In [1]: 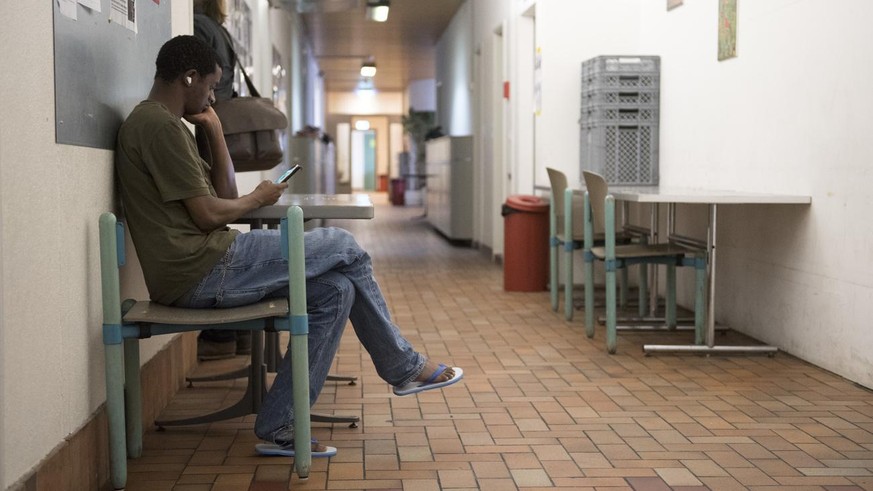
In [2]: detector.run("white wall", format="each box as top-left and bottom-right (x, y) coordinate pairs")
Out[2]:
(0, 2), (189, 487)
(534, 0), (640, 188)
(327, 91), (404, 115)
(635, 0), (873, 385)
(446, 0), (873, 388)
(436, 0), (474, 137)
(406, 79), (437, 112)
(470, 0), (512, 254)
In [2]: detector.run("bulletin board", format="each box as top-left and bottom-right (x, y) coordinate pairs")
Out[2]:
(52, 0), (171, 149)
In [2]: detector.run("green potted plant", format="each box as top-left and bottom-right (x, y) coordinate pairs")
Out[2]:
(401, 108), (436, 168)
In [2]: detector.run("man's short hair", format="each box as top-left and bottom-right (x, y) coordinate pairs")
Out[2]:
(154, 35), (220, 83)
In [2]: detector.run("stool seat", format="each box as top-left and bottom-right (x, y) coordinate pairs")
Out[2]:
(123, 299), (289, 325)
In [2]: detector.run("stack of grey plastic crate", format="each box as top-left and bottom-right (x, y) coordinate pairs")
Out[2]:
(580, 55), (660, 185)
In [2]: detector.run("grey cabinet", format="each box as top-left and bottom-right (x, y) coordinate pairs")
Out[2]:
(426, 136), (474, 241)
(286, 136), (322, 194)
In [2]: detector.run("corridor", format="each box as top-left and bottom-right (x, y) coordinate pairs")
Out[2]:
(127, 195), (873, 491)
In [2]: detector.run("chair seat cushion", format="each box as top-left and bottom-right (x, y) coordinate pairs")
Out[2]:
(591, 242), (691, 260)
(123, 299), (289, 325)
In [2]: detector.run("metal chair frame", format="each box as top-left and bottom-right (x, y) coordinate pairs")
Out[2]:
(99, 207), (312, 489)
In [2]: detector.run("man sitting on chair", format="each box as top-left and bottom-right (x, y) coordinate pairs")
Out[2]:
(115, 35), (463, 457)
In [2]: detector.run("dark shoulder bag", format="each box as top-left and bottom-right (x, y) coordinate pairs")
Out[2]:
(212, 30), (288, 172)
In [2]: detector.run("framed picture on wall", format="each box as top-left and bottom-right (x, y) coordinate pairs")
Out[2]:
(718, 0), (738, 60)
(667, 0), (683, 10)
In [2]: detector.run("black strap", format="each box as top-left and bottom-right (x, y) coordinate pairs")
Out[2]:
(218, 25), (261, 98)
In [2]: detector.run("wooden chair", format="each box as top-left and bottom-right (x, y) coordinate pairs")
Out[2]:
(99, 207), (312, 489)
(582, 171), (707, 353)
(548, 168), (637, 321)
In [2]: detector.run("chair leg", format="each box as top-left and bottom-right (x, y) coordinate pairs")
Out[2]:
(606, 266), (618, 354)
(584, 255), (595, 338)
(550, 238), (559, 311)
(549, 194), (559, 312)
(583, 193), (596, 338)
(99, 213), (128, 489)
(104, 342), (127, 490)
(638, 263), (649, 317)
(564, 242), (574, 321)
(666, 264), (677, 329)
(563, 189), (575, 321)
(620, 268), (629, 309)
(123, 339), (142, 458)
(287, 206), (312, 479)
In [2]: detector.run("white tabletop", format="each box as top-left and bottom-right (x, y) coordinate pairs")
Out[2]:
(608, 186), (812, 205)
(241, 193), (374, 221)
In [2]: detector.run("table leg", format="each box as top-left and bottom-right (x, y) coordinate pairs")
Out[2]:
(649, 203), (659, 317)
(706, 203), (717, 346)
(644, 203), (778, 355)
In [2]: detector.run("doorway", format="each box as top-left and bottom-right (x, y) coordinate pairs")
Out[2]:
(351, 129), (376, 191)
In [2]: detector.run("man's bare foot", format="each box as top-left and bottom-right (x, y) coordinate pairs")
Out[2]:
(393, 361), (464, 396)
(415, 359), (455, 383)
(313, 440), (332, 453)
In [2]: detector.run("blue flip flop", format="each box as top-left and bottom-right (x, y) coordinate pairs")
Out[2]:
(393, 364), (464, 396)
(255, 438), (337, 458)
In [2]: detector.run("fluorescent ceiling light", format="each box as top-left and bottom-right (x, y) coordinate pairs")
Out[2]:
(366, 0), (389, 22)
(360, 62), (377, 78)
(355, 120), (371, 131)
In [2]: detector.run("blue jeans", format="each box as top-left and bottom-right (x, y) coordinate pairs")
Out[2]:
(177, 227), (426, 444)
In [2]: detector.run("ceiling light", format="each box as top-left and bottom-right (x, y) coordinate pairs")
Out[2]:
(366, 0), (389, 22)
(355, 120), (371, 131)
(360, 61), (377, 78)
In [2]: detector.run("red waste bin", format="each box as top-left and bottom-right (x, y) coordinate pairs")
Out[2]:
(502, 195), (550, 291)
(390, 178), (405, 206)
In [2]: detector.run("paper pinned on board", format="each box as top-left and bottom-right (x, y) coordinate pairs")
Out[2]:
(109, 0), (137, 33)
(78, 0), (101, 11)
(58, 0), (78, 20)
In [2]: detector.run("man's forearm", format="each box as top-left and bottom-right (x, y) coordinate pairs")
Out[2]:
(185, 192), (263, 232)
(200, 118), (239, 199)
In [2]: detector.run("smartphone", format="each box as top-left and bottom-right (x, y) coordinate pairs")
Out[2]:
(275, 164), (302, 184)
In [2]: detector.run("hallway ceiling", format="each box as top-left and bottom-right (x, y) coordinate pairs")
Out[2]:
(288, 0), (464, 93)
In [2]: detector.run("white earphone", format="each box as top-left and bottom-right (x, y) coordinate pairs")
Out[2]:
(184, 76), (193, 86)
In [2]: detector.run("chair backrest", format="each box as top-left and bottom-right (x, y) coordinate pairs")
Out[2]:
(547, 167), (586, 236)
(582, 171), (608, 234)
(546, 167), (568, 219)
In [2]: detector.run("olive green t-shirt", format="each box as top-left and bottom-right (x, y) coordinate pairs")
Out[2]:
(116, 101), (238, 305)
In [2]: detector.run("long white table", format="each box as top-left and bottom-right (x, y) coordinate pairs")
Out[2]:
(609, 186), (811, 355)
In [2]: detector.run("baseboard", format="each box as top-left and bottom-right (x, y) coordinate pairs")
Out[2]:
(5, 332), (197, 491)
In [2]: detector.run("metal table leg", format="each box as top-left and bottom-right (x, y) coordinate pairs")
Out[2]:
(644, 204), (778, 355)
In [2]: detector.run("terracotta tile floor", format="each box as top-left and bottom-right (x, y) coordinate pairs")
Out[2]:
(126, 194), (873, 490)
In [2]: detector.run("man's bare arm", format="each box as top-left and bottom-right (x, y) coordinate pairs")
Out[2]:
(184, 180), (287, 232)
(184, 107), (238, 199)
